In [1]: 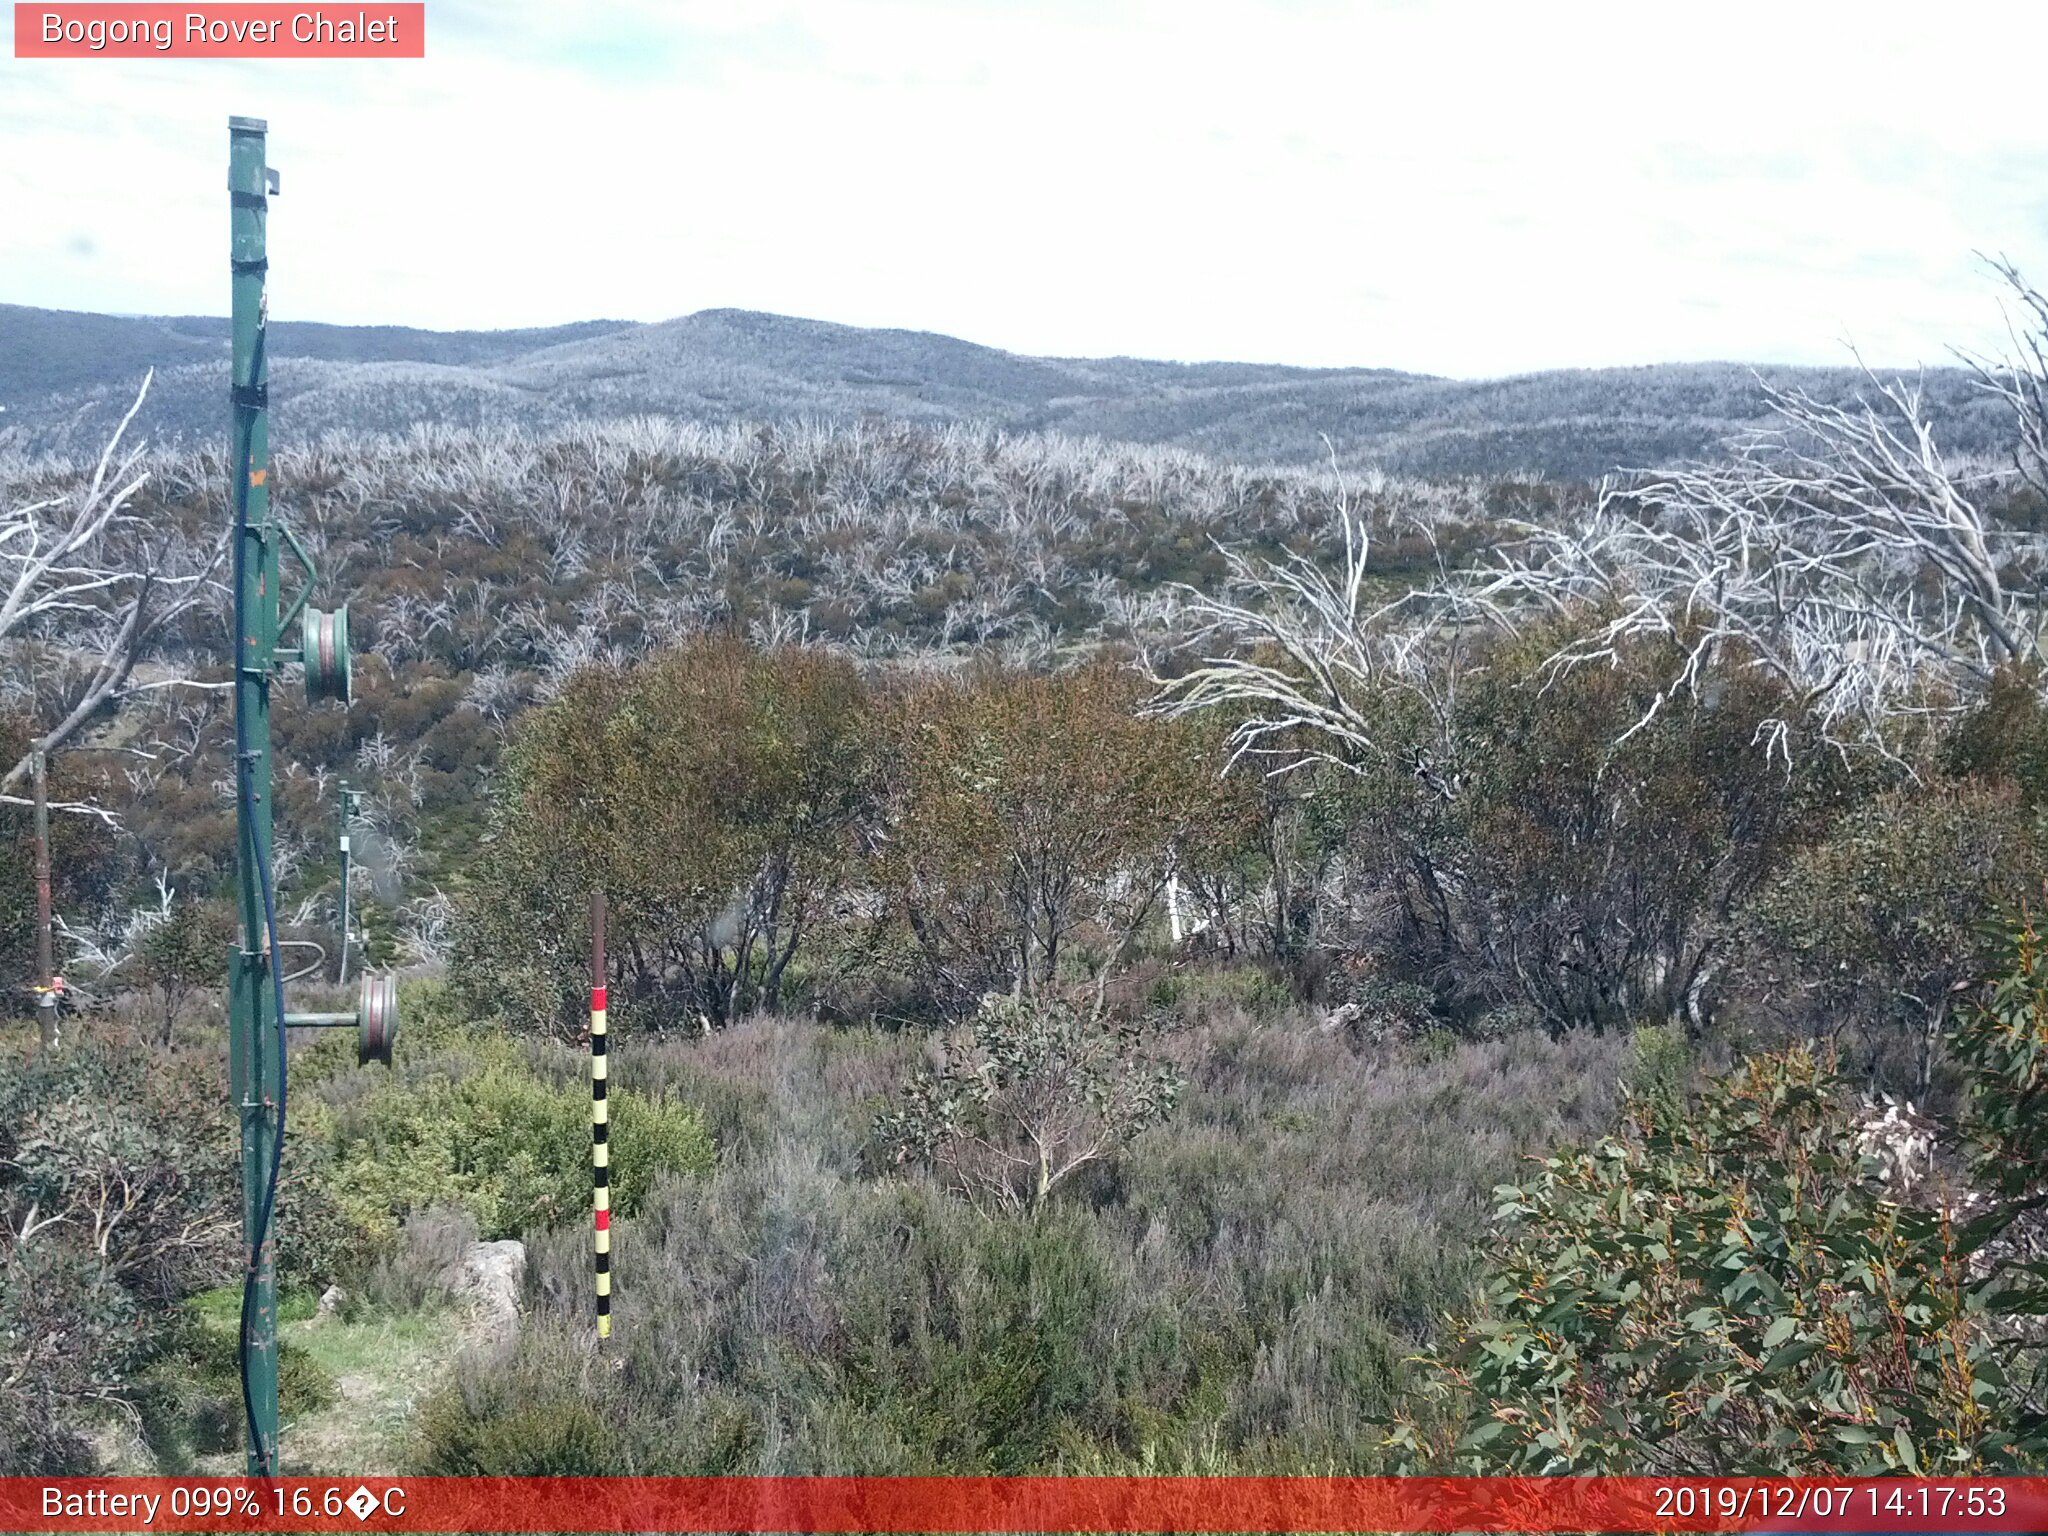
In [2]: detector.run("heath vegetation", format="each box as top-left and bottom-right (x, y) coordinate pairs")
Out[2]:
(10, 268), (2048, 1473)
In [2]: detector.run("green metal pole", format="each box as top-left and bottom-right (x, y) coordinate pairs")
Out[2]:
(228, 113), (281, 1477)
(336, 781), (352, 985)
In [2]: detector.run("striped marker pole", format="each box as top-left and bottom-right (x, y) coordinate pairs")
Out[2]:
(590, 889), (611, 1342)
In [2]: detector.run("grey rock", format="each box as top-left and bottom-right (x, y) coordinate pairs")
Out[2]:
(454, 1238), (526, 1348)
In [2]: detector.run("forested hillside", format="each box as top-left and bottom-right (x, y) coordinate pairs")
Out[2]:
(0, 413), (1517, 969)
(1, 300), (2013, 479)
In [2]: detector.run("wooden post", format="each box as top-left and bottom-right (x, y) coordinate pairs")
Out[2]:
(31, 749), (58, 1051)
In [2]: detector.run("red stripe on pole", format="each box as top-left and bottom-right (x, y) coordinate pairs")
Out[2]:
(592, 985), (608, 1010)
(596, 1209), (610, 1231)
(6, 1478), (2048, 1532)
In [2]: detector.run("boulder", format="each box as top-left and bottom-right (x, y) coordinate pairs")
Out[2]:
(454, 1238), (526, 1348)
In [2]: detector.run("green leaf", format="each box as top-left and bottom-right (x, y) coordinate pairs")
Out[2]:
(1894, 1423), (1920, 1475)
(1761, 1315), (1797, 1349)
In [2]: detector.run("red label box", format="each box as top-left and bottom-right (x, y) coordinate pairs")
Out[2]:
(7, 1477), (2048, 1533)
(14, 4), (426, 57)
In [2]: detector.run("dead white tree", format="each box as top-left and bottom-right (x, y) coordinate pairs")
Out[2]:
(1147, 450), (1475, 777)
(1466, 267), (2048, 757)
(0, 374), (225, 806)
(1466, 374), (2041, 755)
(1160, 269), (2048, 772)
(1970, 255), (2048, 504)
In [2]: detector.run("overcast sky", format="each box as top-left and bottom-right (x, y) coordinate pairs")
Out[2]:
(4, 1), (2047, 378)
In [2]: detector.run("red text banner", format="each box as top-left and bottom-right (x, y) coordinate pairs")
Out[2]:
(6, 1477), (2048, 1533)
(14, 5), (425, 58)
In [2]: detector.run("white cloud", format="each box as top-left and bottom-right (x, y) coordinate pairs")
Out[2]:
(3, 0), (2046, 376)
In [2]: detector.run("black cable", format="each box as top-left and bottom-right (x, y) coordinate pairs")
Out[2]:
(232, 319), (289, 1477)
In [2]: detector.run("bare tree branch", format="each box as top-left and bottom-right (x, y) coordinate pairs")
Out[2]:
(1146, 449), (1487, 776)
(1464, 343), (2048, 754)
(0, 373), (227, 796)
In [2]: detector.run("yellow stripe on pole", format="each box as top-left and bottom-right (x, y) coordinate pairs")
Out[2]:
(592, 898), (611, 1345)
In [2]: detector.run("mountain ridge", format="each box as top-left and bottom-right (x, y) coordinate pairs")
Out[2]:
(0, 301), (2011, 480)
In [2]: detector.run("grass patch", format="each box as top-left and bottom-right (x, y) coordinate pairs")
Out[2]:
(280, 1309), (462, 1476)
(134, 1287), (339, 1472)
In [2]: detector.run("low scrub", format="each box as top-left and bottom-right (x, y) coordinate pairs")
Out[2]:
(303, 1023), (713, 1245)
(875, 994), (1183, 1215)
(0, 1027), (238, 1472)
(412, 1010), (1625, 1474)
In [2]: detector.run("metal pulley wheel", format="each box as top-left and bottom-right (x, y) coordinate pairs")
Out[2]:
(302, 605), (352, 704)
(357, 970), (397, 1065)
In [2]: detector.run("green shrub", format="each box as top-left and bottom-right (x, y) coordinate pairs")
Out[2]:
(879, 663), (1241, 1013)
(1943, 663), (2048, 804)
(1466, 1000), (1545, 1043)
(0, 1241), (146, 1473)
(1397, 923), (2048, 1476)
(1, 1031), (236, 1299)
(876, 994), (1182, 1214)
(415, 1011), (1626, 1476)
(0, 1029), (238, 1471)
(1623, 1022), (1692, 1111)
(453, 636), (876, 1036)
(1340, 626), (1855, 1032)
(1323, 969), (1439, 1048)
(1145, 964), (1295, 1023)
(274, 1164), (359, 1293)
(315, 1032), (712, 1243)
(134, 896), (234, 1044)
(849, 1209), (1121, 1472)
(1744, 780), (2043, 1096)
